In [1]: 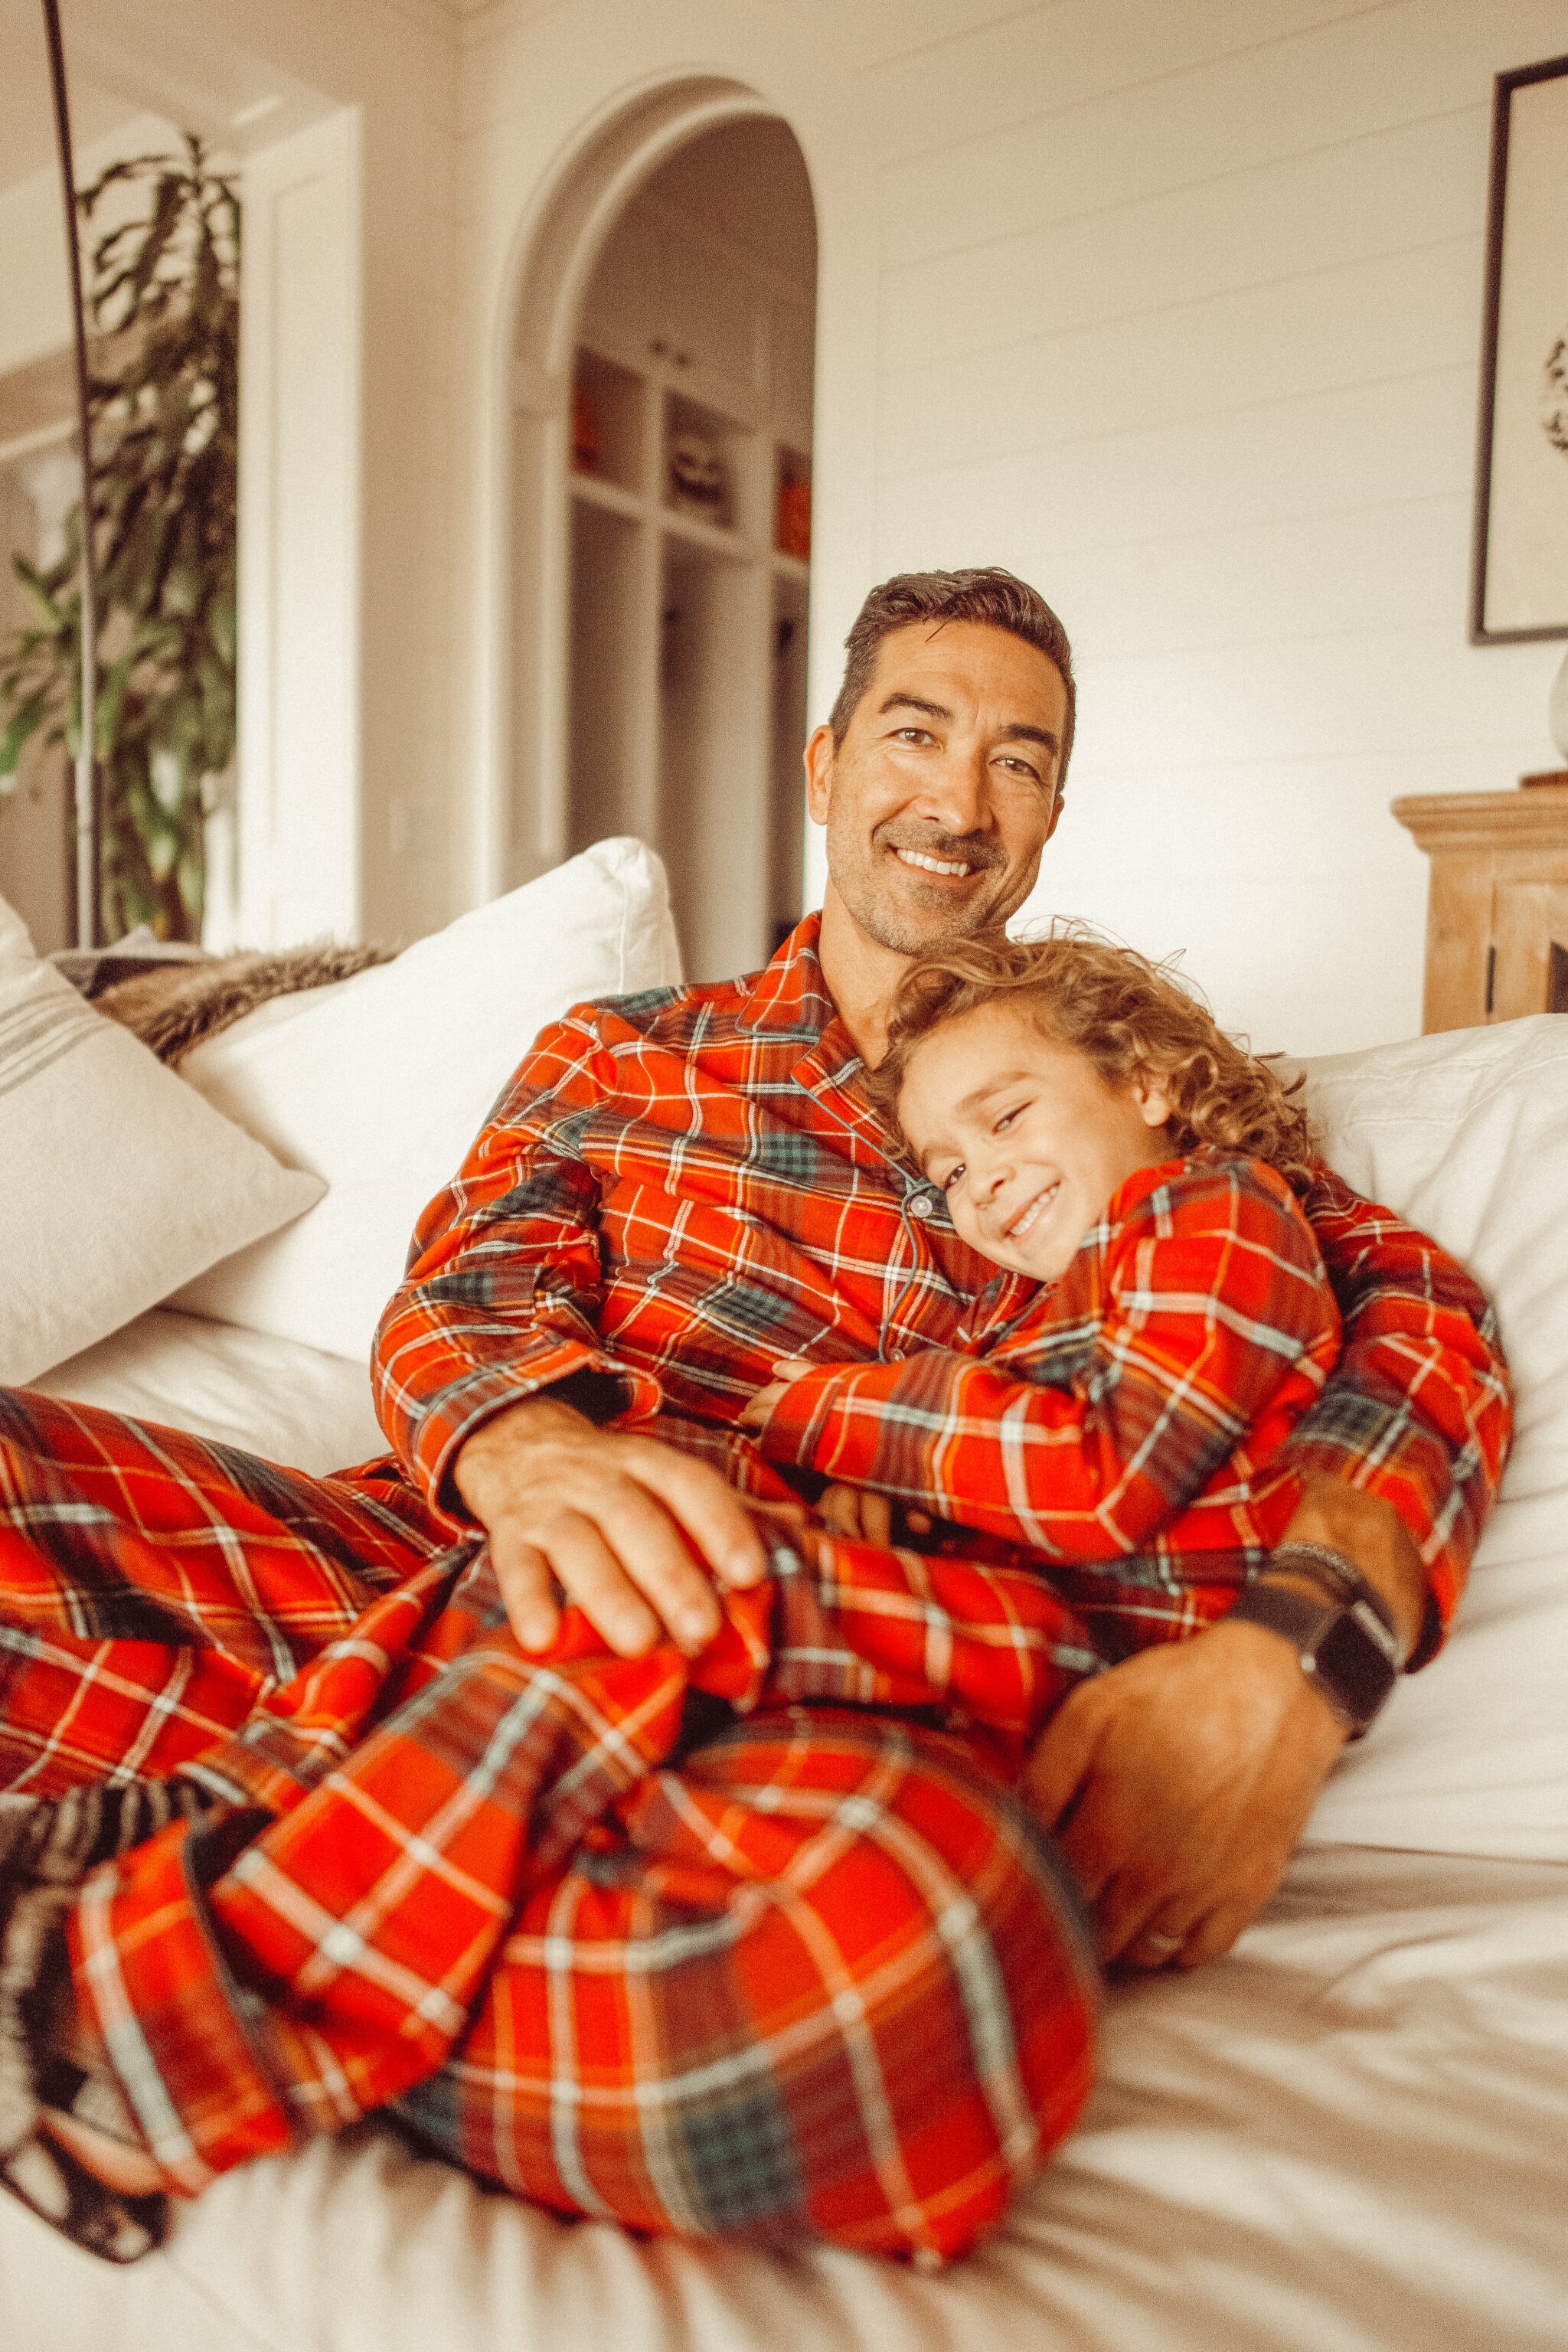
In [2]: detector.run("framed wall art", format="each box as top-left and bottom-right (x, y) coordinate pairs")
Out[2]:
(1471, 51), (1568, 644)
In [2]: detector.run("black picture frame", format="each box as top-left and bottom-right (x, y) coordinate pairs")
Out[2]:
(1470, 51), (1568, 645)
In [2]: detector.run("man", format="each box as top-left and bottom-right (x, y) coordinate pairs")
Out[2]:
(0, 571), (1508, 2268)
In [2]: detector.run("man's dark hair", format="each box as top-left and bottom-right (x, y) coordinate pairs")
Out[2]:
(828, 567), (1077, 784)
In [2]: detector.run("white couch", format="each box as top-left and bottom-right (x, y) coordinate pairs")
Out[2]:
(5, 841), (1566, 2352)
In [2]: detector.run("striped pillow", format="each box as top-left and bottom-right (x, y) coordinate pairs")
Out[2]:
(2, 898), (323, 1388)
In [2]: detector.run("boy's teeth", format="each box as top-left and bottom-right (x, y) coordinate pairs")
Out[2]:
(1009, 1182), (1058, 1239)
(896, 848), (971, 876)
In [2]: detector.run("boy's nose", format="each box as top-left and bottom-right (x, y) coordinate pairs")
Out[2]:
(972, 1155), (1011, 1204)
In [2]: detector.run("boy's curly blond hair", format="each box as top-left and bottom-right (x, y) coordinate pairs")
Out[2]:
(867, 926), (1320, 1197)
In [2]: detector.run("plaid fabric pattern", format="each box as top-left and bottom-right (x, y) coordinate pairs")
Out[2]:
(0, 1393), (1096, 2262)
(376, 917), (1511, 1658)
(0, 918), (1511, 2259)
(753, 1152), (1341, 1620)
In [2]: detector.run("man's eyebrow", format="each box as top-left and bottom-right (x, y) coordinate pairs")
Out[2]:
(874, 694), (1060, 753)
(876, 693), (950, 723)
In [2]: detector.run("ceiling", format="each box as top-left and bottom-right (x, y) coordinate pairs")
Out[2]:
(0, 0), (339, 194)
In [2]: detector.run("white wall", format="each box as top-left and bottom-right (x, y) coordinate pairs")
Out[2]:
(10, 1), (1566, 1052)
(845, 0), (1568, 1054)
(449, 0), (1568, 1053)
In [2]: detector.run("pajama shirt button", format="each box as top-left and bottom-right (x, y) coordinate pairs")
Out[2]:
(910, 1194), (933, 1218)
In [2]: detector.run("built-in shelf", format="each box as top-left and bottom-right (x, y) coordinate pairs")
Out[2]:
(567, 328), (812, 982)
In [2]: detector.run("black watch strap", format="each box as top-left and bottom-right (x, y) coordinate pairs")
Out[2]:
(1227, 1582), (1401, 1736)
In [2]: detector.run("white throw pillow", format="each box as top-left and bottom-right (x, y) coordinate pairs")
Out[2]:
(0, 894), (324, 1388)
(1282, 1016), (1568, 1862)
(171, 837), (683, 1364)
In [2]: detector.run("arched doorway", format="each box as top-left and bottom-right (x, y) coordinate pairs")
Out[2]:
(506, 83), (815, 982)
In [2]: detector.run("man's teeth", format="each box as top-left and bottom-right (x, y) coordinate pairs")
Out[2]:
(895, 848), (971, 876)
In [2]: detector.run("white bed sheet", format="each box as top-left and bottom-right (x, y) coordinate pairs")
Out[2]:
(11, 1022), (1568, 2352)
(6, 1844), (1566, 2352)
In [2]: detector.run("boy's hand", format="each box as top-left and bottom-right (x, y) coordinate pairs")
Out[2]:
(740, 1356), (816, 1426)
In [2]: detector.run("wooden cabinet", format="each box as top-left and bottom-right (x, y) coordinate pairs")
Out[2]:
(1392, 786), (1568, 1031)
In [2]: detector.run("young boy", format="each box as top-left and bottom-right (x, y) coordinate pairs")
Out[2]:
(742, 927), (1348, 1655)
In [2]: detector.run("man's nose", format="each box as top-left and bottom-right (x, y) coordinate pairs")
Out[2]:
(914, 740), (991, 838)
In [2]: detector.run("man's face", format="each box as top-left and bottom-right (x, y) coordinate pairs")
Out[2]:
(805, 620), (1068, 962)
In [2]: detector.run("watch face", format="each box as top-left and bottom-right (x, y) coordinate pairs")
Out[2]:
(1308, 1612), (1399, 1726)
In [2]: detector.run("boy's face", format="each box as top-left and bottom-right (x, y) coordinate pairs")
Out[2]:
(897, 999), (1174, 1279)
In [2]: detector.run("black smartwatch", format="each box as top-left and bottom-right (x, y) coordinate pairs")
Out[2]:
(1227, 1581), (1403, 1736)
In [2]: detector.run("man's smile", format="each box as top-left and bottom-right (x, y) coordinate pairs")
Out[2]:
(893, 846), (974, 877)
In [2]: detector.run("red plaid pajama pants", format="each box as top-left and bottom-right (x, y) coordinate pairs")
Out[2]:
(0, 1390), (1099, 2263)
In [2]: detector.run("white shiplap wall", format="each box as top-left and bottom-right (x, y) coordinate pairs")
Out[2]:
(853, 0), (1568, 1054)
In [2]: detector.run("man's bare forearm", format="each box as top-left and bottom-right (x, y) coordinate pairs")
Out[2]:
(1270, 1474), (1426, 1659)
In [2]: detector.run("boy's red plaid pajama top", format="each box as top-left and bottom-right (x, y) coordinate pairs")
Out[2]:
(0, 920), (1511, 2261)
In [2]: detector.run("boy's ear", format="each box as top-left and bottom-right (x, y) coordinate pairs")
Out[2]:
(1132, 1070), (1174, 1129)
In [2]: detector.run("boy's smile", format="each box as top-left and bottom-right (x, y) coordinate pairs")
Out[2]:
(897, 998), (1174, 1279)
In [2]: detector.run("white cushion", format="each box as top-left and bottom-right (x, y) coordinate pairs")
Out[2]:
(1282, 1016), (1568, 1861)
(170, 838), (683, 1364)
(31, 1309), (386, 1477)
(0, 895), (324, 1388)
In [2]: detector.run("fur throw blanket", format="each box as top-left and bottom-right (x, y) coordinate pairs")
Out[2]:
(94, 943), (395, 1064)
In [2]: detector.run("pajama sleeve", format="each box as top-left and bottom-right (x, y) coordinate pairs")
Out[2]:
(752, 1156), (1341, 1562)
(1276, 1169), (1513, 1664)
(372, 1010), (664, 1510)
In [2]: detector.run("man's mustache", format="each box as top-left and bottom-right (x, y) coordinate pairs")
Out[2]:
(874, 824), (1006, 872)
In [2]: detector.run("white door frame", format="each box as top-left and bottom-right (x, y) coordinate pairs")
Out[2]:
(498, 77), (778, 892)
(236, 106), (363, 946)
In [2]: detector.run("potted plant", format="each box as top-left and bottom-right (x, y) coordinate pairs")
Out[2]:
(0, 134), (239, 942)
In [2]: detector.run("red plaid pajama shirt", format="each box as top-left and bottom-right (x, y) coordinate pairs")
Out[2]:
(0, 918), (1511, 2262)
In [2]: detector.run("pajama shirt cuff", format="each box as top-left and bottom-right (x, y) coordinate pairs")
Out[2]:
(408, 1340), (665, 1514)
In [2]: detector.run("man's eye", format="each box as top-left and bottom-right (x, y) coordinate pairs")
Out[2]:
(894, 727), (934, 745)
(995, 756), (1043, 783)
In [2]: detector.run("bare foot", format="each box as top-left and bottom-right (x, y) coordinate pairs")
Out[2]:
(39, 2108), (172, 2197)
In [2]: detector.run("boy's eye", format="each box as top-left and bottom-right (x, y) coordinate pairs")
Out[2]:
(994, 1104), (1024, 1132)
(940, 1162), (965, 1192)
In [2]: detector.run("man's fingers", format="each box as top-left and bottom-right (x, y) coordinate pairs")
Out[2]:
(541, 1512), (672, 1656)
(488, 1536), (561, 1653)
(564, 1478), (728, 1654)
(1021, 1687), (1103, 1838)
(621, 1440), (769, 1590)
(1091, 1866), (1191, 1968)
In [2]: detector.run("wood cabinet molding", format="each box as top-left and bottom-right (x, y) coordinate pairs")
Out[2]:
(1393, 787), (1568, 1032)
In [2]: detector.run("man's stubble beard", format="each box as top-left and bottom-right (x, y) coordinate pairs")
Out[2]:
(829, 823), (1037, 959)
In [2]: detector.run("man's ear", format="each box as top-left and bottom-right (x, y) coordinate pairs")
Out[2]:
(1041, 783), (1067, 846)
(804, 724), (836, 825)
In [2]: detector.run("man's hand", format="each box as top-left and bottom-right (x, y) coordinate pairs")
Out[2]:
(1023, 1478), (1426, 1972)
(452, 1394), (771, 1657)
(1022, 1619), (1348, 1972)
